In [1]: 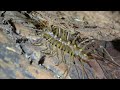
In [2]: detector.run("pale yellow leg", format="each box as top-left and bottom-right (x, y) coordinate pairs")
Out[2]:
(32, 42), (43, 46)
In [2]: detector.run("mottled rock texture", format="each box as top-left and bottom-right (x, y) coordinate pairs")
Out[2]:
(0, 11), (120, 79)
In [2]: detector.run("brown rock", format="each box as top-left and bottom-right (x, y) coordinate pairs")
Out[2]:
(43, 56), (70, 78)
(0, 29), (9, 43)
(14, 23), (34, 38)
(26, 65), (56, 79)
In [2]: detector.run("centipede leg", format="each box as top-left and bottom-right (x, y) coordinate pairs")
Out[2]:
(100, 45), (120, 67)
(82, 61), (96, 79)
(79, 39), (95, 51)
(72, 34), (80, 45)
(85, 42), (99, 55)
(40, 35), (57, 55)
(63, 57), (72, 79)
(32, 42), (43, 46)
(78, 38), (93, 47)
(41, 48), (51, 55)
(63, 57), (80, 79)
(32, 39), (52, 55)
(54, 48), (61, 66)
(45, 45), (57, 56)
(64, 65), (71, 79)
(63, 55), (73, 79)
(40, 42), (54, 55)
(73, 60), (81, 79)
(48, 43), (60, 58)
(79, 60), (86, 79)
(63, 50), (80, 79)
(55, 50), (65, 66)
(48, 50), (57, 57)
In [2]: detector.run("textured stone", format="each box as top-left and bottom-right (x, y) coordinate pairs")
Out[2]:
(0, 29), (9, 43)
(0, 11), (120, 79)
(26, 65), (56, 79)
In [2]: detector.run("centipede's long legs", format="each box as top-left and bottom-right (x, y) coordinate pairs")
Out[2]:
(77, 59), (86, 79)
(63, 54), (72, 79)
(56, 53), (70, 78)
(77, 39), (95, 51)
(31, 29), (49, 46)
(71, 34), (80, 45)
(92, 45), (120, 67)
(45, 42), (60, 57)
(55, 45), (72, 78)
(70, 51), (81, 79)
(55, 43), (68, 66)
(63, 53), (83, 79)
(99, 45), (120, 67)
(55, 50), (64, 66)
(61, 47), (78, 78)
(39, 35), (56, 55)
(74, 61), (81, 79)
(52, 41), (65, 59)
(54, 47), (61, 65)
(31, 39), (44, 46)
(63, 64), (71, 79)
(81, 60), (95, 79)
(65, 34), (86, 78)
(42, 44), (54, 55)
(31, 38), (52, 55)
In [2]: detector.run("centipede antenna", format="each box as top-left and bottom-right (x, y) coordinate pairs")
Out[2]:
(100, 45), (120, 67)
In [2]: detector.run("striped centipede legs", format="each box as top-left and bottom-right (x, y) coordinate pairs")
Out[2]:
(99, 45), (120, 67)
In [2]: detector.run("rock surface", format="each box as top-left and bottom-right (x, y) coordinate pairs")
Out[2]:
(0, 11), (120, 79)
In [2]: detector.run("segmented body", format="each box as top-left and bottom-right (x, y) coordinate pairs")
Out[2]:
(43, 32), (93, 61)
(26, 11), (99, 62)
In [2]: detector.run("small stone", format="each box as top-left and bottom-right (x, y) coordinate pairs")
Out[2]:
(74, 19), (81, 22)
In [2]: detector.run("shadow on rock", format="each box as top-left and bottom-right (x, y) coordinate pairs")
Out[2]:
(111, 39), (120, 52)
